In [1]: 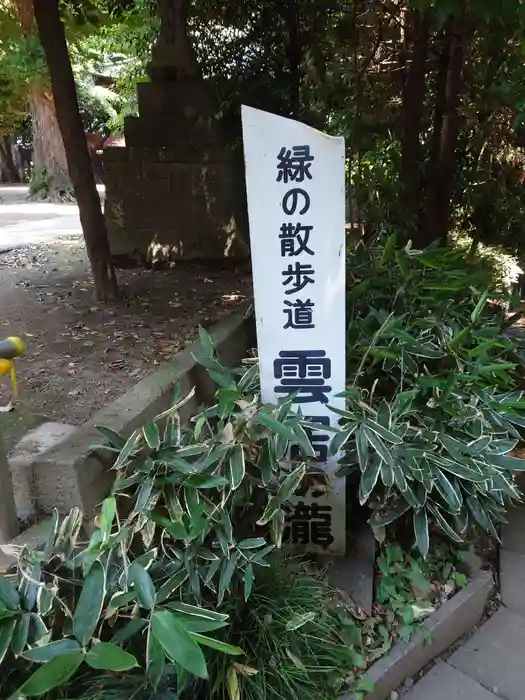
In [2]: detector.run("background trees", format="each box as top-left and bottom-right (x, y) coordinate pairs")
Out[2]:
(1, 0), (525, 268)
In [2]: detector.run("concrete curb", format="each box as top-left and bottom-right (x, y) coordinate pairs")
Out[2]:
(341, 569), (494, 700)
(0, 518), (55, 572)
(25, 307), (255, 522)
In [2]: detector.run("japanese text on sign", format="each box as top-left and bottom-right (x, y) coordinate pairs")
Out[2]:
(242, 106), (346, 554)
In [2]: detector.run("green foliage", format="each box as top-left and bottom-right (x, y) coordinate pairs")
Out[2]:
(204, 557), (362, 700)
(375, 541), (467, 643)
(28, 168), (51, 197)
(337, 234), (525, 554)
(0, 330), (332, 699)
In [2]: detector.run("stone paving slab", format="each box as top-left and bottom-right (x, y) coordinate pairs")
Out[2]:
(502, 505), (525, 554)
(500, 549), (525, 616)
(449, 607), (525, 700)
(403, 661), (500, 700)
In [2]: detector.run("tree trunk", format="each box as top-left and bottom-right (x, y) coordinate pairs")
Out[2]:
(423, 7), (469, 245)
(14, 0), (70, 197)
(33, 0), (118, 301)
(423, 21), (453, 209)
(30, 87), (69, 193)
(282, 0), (302, 118)
(399, 9), (431, 240)
(0, 137), (20, 183)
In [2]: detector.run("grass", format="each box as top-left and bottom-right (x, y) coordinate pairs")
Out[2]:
(42, 545), (468, 700)
(204, 555), (368, 700)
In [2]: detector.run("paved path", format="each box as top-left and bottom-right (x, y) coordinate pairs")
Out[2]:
(0, 184), (104, 252)
(403, 504), (525, 700)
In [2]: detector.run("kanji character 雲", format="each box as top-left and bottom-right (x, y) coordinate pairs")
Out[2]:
(276, 145), (314, 184)
(282, 188), (310, 216)
(283, 299), (315, 330)
(282, 262), (315, 295)
(279, 223), (314, 257)
(273, 350), (332, 404)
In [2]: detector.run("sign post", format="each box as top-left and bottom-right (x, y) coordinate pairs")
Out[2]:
(242, 105), (346, 554)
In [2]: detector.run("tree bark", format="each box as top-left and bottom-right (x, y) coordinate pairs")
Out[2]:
(33, 0), (118, 301)
(14, 0), (70, 197)
(282, 0), (302, 118)
(423, 7), (469, 245)
(30, 88), (69, 192)
(399, 9), (431, 240)
(424, 21), (453, 207)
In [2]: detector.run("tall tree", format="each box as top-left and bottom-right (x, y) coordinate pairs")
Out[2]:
(423, 2), (470, 245)
(33, 0), (118, 300)
(14, 0), (70, 196)
(399, 7), (431, 238)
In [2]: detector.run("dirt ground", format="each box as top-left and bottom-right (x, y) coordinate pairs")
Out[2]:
(0, 235), (252, 425)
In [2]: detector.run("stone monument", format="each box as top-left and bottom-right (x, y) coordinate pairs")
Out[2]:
(103, 0), (248, 266)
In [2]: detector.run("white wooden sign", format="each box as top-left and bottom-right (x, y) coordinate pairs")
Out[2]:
(241, 105), (346, 554)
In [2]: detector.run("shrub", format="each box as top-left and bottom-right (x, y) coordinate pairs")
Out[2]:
(336, 235), (525, 554)
(204, 556), (361, 700)
(0, 331), (349, 700)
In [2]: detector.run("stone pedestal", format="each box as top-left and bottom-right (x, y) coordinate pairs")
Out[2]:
(103, 79), (248, 264)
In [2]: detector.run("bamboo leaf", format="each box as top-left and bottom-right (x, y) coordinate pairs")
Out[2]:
(363, 426), (393, 465)
(129, 562), (156, 611)
(22, 639), (82, 664)
(364, 419), (403, 444)
(413, 509), (429, 558)
(100, 497), (116, 540)
(114, 429), (142, 469)
(254, 412), (298, 443)
(277, 464), (307, 504)
(73, 561), (106, 647)
(143, 422), (161, 450)
(151, 610), (208, 679)
(490, 453), (525, 471)
(11, 614), (30, 656)
(369, 500), (410, 528)
(356, 425), (369, 472)
(238, 538), (267, 550)
(0, 576), (19, 611)
(285, 612), (316, 631)
(86, 642), (138, 671)
(0, 618), (16, 664)
(147, 625), (165, 690)
(244, 564), (254, 602)
(218, 553), (239, 605)
(198, 326), (215, 357)
(189, 632), (244, 656)
(329, 424), (357, 456)
(228, 665), (240, 700)
(471, 289), (489, 322)
(433, 469), (462, 513)
(359, 458), (381, 505)
(12, 651), (84, 697)
(228, 445), (245, 490)
(94, 425), (126, 450)
(381, 461), (394, 488)
(184, 474), (229, 489)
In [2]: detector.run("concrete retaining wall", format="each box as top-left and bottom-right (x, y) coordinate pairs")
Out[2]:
(19, 309), (254, 523)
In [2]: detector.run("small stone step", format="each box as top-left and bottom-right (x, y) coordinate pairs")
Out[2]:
(502, 504), (525, 554)
(500, 549), (525, 616)
(322, 524), (375, 614)
(0, 517), (55, 572)
(449, 607), (525, 700)
(8, 422), (77, 522)
(403, 662), (500, 700)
